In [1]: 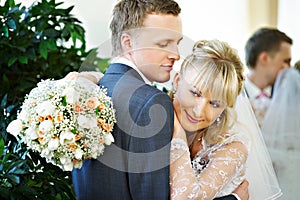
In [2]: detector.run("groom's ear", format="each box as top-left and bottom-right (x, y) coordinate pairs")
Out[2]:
(257, 51), (269, 66)
(120, 33), (132, 52)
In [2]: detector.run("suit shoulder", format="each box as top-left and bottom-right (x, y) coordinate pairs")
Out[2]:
(138, 84), (172, 103)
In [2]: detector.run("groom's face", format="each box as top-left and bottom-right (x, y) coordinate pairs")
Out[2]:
(126, 14), (183, 83)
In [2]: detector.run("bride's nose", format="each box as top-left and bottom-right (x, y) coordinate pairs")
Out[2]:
(192, 98), (208, 118)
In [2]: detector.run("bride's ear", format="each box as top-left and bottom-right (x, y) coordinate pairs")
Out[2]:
(173, 72), (180, 91)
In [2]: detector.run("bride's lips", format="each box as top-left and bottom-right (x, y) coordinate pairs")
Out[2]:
(185, 110), (201, 124)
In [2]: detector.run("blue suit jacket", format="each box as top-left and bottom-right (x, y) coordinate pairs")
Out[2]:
(72, 63), (174, 200)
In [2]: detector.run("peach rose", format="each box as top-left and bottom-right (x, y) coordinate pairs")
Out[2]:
(74, 104), (83, 113)
(103, 124), (113, 132)
(86, 97), (100, 110)
(55, 113), (64, 123)
(97, 103), (105, 110)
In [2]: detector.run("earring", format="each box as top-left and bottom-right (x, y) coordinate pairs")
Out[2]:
(216, 116), (221, 126)
(168, 88), (176, 100)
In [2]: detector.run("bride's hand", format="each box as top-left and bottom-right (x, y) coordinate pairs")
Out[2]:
(173, 112), (187, 142)
(232, 179), (249, 200)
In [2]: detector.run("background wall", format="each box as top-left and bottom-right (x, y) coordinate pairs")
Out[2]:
(278, 0), (300, 65)
(171, 0), (246, 71)
(13, 0), (300, 67)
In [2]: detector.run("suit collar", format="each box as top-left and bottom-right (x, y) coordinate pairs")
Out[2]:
(111, 57), (152, 85)
(106, 63), (144, 83)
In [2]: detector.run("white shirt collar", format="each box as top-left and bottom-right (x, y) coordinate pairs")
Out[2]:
(111, 57), (152, 85)
(245, 76), (271, 100)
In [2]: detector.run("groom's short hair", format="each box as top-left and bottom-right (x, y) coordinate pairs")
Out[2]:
(110, 0), (181, 57)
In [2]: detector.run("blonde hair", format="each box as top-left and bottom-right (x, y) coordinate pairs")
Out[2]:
(110, 0), (181, 57)
(180, 39), (245, 145)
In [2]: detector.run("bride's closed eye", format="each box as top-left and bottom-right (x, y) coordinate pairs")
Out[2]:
(209, 100), (224, 108)
(190, 89), (202, 97)
(190, 88), (225, 108)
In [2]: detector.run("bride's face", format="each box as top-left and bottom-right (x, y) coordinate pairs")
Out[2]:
(173, 70), (226, 132)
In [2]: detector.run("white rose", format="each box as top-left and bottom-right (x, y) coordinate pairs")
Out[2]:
(104, 133), (115, 145)
(48, 138), (59, 150)
(60, 156), (67, 164)
(39, 120), (53, 133)
(91, 145), (104, 158)
(60, 131), (75, 145)
(25, 127), (38, 140)
(62, 87), (79, 104)
(18, 109), (29, 122)
(6, 119), (23, 137)
(63, 161), (74, 171)
(44, 152), (54, 162)
(78, 115), (97, 129)
(36, 101), (56, 116)
(91, 150), (98, 159)
(73, 161), (83, 169)
(41, 148), (50, 157)
(74, 148), (83, 160)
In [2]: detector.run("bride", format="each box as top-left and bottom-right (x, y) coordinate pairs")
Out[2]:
(67, 39), (281, 200)
(169, 39), (281, 199)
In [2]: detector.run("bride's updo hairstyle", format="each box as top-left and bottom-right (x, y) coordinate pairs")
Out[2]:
(180, 39), (245, 145)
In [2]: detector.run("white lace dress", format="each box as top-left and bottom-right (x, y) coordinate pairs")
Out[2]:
(170, 125), (250, 200)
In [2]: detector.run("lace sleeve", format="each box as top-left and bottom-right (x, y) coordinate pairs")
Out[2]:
(170, 138), (248, 200)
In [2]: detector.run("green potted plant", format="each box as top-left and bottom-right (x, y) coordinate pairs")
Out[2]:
(0, 0), (109, 199)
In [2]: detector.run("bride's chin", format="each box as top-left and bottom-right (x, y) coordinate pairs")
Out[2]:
(182, 125), (198, 133)
(184, 129), (195, 135)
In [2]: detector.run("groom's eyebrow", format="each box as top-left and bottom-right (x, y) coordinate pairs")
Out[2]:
(158, 36), (183, 44)
(177, 37), (183, 44)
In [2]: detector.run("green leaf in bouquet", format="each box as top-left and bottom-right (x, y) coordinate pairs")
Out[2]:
(61, 96), (67, 106)
(71, 129), (77, 134)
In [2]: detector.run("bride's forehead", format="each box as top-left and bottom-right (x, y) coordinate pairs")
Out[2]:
(181, 74), (226, 98)
(181, 71), (213, 86)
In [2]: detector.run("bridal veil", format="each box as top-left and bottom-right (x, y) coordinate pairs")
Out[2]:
(235, 91), (282, 200)
(261, 68), (300, 199)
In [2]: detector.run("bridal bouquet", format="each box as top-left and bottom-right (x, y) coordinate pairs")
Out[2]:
(6, 78), (116, 171)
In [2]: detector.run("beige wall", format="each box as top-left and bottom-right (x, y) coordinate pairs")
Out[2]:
(12, 0), (299, 65)
(247, 0), (278, 34)
(278, 0), (300, 65)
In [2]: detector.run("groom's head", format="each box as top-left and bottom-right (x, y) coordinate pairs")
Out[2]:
(110, 0), (183, 83)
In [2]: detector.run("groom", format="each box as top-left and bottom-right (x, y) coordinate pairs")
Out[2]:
(72, 0), (248, 199)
